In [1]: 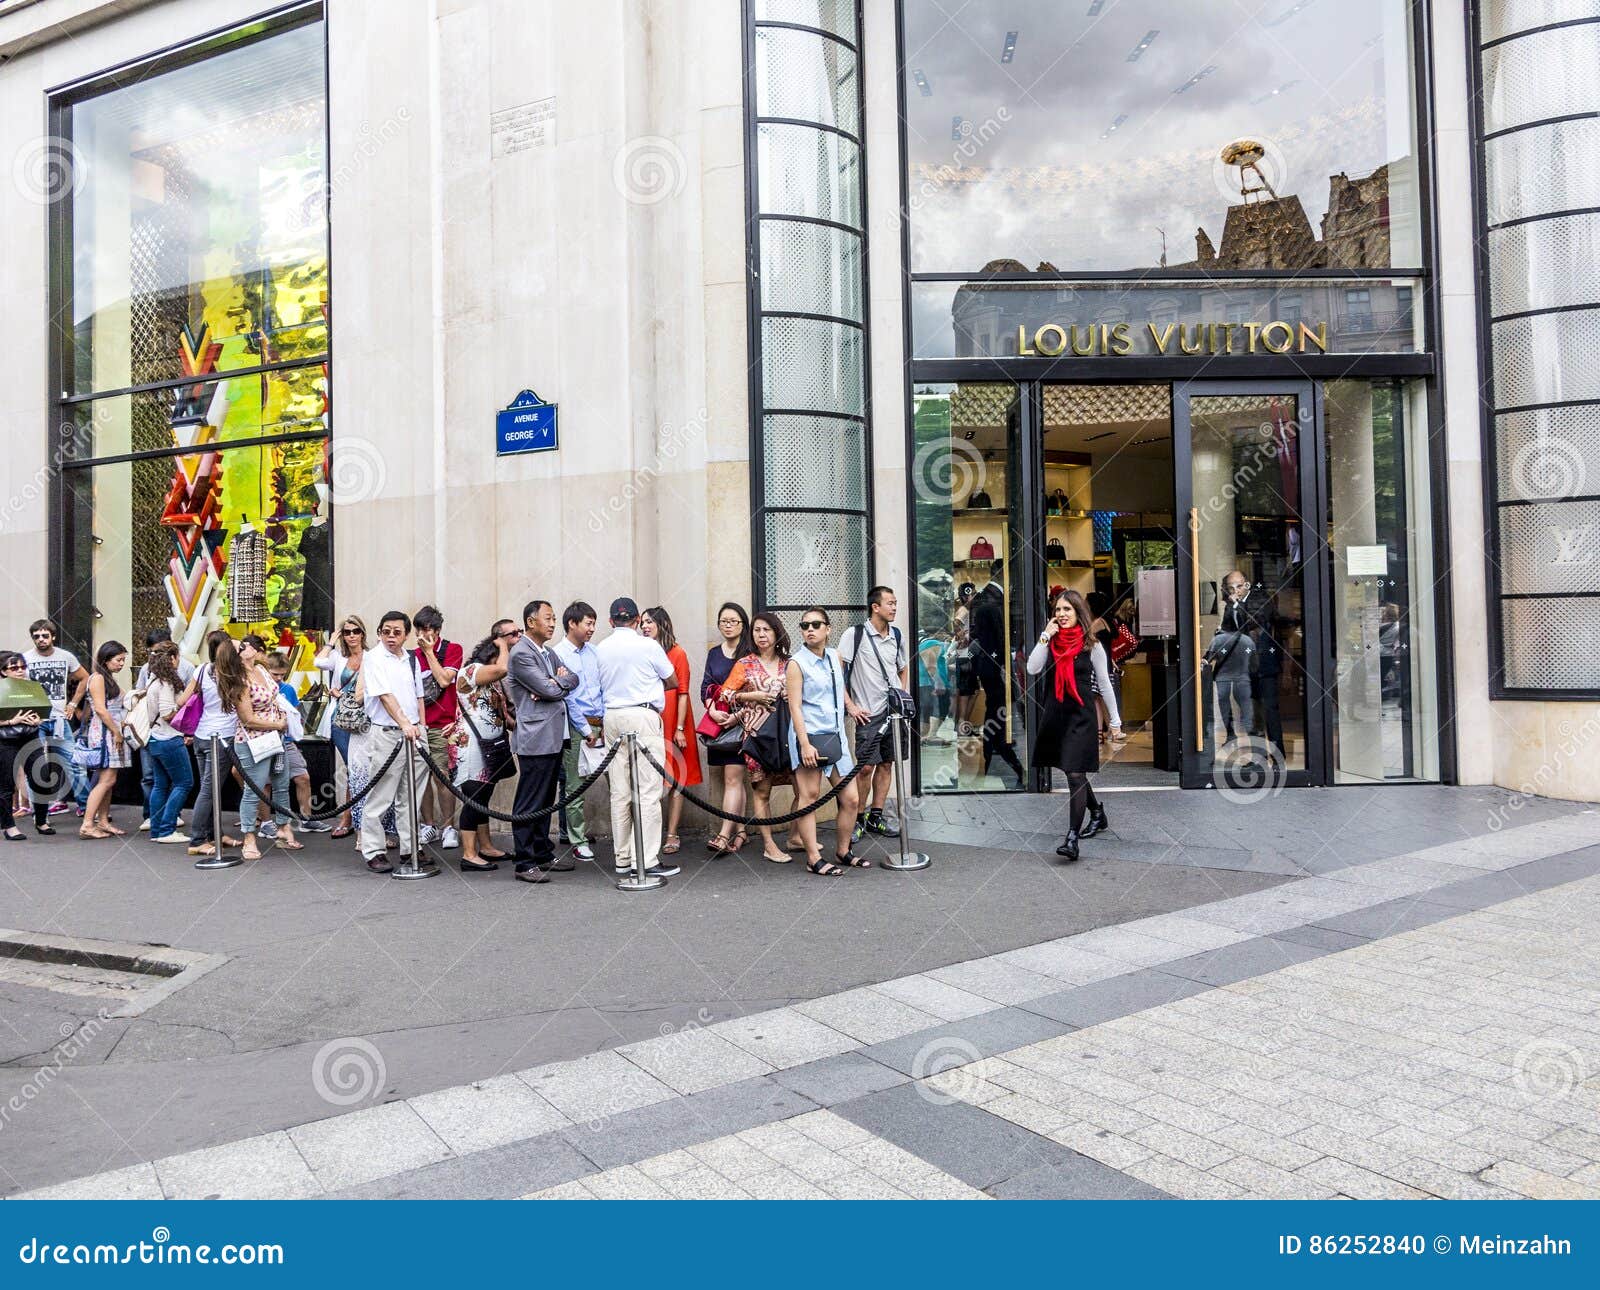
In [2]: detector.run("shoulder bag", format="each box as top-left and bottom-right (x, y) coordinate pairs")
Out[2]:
(121, 688), (156, 751)
(459, 698), (513, 780)
(333, 666), (371, 734)
(803, 654), (844, 766)
(171, 668), (205, 737)
(739, 661), (791, 772)
(1109, 620), (1140, 664)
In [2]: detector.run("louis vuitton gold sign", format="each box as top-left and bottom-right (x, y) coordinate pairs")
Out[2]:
(1017, 321), (1329, 357)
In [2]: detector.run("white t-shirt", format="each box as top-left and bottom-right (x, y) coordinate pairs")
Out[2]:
(594, 628), (674, 712)
(195, 664), (239, 740)
(24, 647), (82, 717)
(363, 646), (424, 727)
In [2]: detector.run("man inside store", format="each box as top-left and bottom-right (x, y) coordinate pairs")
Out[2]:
(412, 605), (462, 849)
(840, 585), (910, 840)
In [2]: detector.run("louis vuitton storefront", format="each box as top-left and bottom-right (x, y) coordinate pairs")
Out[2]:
(899, 0), (1445, 794)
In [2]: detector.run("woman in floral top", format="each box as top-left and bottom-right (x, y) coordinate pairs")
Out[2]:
(450, 619), (519, 872)
(722, 611), (792, 865)
(221, 633), (300, 861)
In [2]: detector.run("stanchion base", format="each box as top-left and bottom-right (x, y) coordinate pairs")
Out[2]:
(194, 854), (243, 870)
(391, 864), (442, 881)
(616, 873), (668, 892)
(880, 852), (932, 872)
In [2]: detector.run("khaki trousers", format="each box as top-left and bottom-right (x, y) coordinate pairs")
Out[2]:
(602, 706), (664, 867)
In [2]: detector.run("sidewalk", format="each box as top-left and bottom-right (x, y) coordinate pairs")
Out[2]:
(1, 785), (1594, 1198)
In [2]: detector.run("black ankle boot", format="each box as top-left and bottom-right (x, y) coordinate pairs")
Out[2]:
(1055, 830), (1080, 861)
(1080, 803), (1108, 838)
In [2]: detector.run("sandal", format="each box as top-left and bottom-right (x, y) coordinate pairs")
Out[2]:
(762, 848), (792, 864)
(806, 857), (846, 877)
(707, 833), (729, 853)
(101, 824), (126, 836)
(222, 835), (242, 848)
(663, 834), (681, 855)
(330, 823), (353, 839)
(78, 827), (110, 840)
(728, 829), (749, 855)
(241, 845), (262, 861)
(187, 843), (216, 857)
(835, 850), (874, 868)
(276, 838), (305, 851)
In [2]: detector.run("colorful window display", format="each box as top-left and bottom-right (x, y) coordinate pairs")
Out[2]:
(54, 14), (330, 679)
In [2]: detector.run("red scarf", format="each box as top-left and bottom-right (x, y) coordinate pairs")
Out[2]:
(1049, 625), (1085, 705)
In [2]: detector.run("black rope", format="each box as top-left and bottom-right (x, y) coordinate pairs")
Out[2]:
(636, 743), (863, 827)
(411, 738), (624, 823)
(226, 734), (404, 826)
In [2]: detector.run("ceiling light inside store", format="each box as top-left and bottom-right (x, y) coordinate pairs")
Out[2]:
(913, 68), (932, 95)
(1174, 64), (1217, 94)
(1001, 31), (1018, 62)
(1126, 30), (1159, 61)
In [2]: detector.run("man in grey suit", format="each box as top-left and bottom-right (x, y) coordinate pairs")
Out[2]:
(505, 599), (579, 882)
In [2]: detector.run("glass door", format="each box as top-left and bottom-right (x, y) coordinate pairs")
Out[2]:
(1175, 382), (1327, 790)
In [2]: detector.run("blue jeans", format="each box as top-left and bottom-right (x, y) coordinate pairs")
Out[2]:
(36, 718), (88, 807)
(235, 740), (291, 835)
(145, 737), (193, 838)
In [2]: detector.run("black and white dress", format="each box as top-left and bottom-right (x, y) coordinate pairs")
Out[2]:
(1026, 638), (1120, 774)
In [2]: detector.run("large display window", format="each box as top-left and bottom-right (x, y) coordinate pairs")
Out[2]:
(51, 11), (330, 672)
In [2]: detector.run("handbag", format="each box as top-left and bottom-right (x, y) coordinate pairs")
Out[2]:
(245, 729), (284, 760)
(861, 625), (916, 720)
(1109, 620), (1140, 663)
(121, 689), (155, 751)
(1044, 538), (1067, 564)
(71, 727), (108, 769)
(741, 706), (790, 772)
(459, 702), (512, 778)
(967, 487), (993, 509)
(695, 707), (725, 740)
(800, 652), (845, 766)
(708, 722), (745, 752)
(171, 668), (205, 737)
(332, 684), (370, 734)
(968, 536), (995, 561)
(1047, 488), (1068, 515)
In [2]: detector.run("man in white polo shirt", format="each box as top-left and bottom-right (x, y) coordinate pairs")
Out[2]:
(360, 609), (429, 874)
(595, 597), (677, 877)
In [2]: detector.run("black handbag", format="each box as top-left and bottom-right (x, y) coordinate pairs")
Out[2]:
(459, 703), (513, 779)
(968, 488), (993, 509)
(741, 704), (791, 772)
(708, 721), (744, 752)
(1045, 538), (1068, 564)
(808, 731), (844, 765)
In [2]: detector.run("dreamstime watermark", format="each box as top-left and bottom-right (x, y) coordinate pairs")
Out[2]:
(1212, 737), (1288, 805)
(311, 108), (414, 227)
(1193, 408), (1309, 535)
(1511, 1039), (1587, 1108)
(326, 436), (388, 505)
(311, 1036), (387, 1107)
(1487, 711), (1600, 831)
(11, 135), (86, 206)
(901, 106), (1012, 220)
(585, 406), (709, 533)
(582, 1008), (715, 1131)
(612, 135), (687, 206)
(911, 1035), (983, 1106)
(0, 1010), (113, 1133)
(911, 436), (985, 507)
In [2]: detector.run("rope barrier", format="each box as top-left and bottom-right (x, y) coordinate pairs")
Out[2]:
(226, 733), (406, 826)
(411, 738), (623, 823)
(635, 742), (862, 827)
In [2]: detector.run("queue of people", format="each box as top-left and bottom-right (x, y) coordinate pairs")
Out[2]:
(0, 589), (925, 881)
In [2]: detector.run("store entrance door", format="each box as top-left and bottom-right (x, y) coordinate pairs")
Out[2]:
(1174, 381), (1329, 789)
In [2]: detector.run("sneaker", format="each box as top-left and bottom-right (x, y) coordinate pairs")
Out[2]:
(300, 818), (333, 832)
(851, 819), (865, 844)
(153, 833), (190, 845)
(862, 810), (900, 839)
(418, 823), (441, 845)
(441, 826), (460, 849)
(138, 818), (151, 832)
(258, 821), (278, 840)
(48, 802), (69, 816)
(572, 843), (595, 861)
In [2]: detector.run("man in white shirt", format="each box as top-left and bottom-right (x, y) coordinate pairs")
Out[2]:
(594, 597), (677, 876)
(360, 610), (429, 873)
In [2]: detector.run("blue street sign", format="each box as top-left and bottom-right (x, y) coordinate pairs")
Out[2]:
(495, 389), (558, 455)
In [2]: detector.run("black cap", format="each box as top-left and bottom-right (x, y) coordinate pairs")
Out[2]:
(609, 597), (639, 623)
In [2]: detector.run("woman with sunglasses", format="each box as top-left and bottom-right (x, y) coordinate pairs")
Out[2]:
(0, 652), (49, 838)
(785, 609), (866, 876)
(315, 616), (369, 839)
(451, 619), (520, 871)
(641, 606), (701, 856)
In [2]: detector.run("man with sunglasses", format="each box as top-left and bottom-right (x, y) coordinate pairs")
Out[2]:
(24, 619), (89, 815)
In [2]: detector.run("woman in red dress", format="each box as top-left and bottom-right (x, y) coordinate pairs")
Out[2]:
(642, 607), (703, 855)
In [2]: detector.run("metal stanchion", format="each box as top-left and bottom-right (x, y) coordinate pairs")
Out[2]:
(616, 733), (666, 892)
(879, 713), (930, 873)
(392, 734), (439, 881)
(194, 735), (241, 870)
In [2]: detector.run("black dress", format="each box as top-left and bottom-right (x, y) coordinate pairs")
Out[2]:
(701, 646), (742, 767)
(1032, 648), (1099, 774)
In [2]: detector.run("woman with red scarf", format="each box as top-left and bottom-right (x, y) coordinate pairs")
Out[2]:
(1026, 589), (1121, 861)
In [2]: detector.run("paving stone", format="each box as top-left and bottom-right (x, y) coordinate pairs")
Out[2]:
(617, 1026), (774, 1095)
(634, 1149), (699, 1181)
(660, 1163), (754, 1200)
(997, 940), (1132, 985)
(408, 1074), (571, 1155)
(1481, 1160), (1600, 1200)
(1067, 925), (1211, 968)
(1124, 1153), (1249, 1199)
(928, 957), (1061, 1005)
(685, 1133), (780, 1181)
(834, 1082), (1073, 1190)
(742, 1165), (831, 1199)
(1388, 1158), (1519, 1199)
(525, 1179), (595, 1200)
(1020, 969), (1207, 1028)
(1214, 1153), (1338, 1199)
(988, 1152), (1171, 1199)
(1129, 1120), (1235, 1170)
(1159, 936), (1330, 987)
(711, 1007), (858, 1068)
(517, 1048), (677, 1124)
(330, 1127), (597, 1200)
(583, 1163), (674, 1200)
(288, 1102), (450, 1192)
(17, 1163), (163, 1201)
(1295, 1156), (1429, 1199)
(821, 1168), (912, 1199)
(1310, 899), (1462, 939)
(1047, 1122), (1156, 1171)
(872, 974), (999, 1021)
(794, 987), (941, 1044)
(768, 1050), (909, 1106)
(1209, 1120), (1321, 1171)
(1124, 915), (1258, 954)
(154, 1132), (320, 1200)
(982, 1091), (1074, 1136)
(861, 1008), (1073, 1076)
